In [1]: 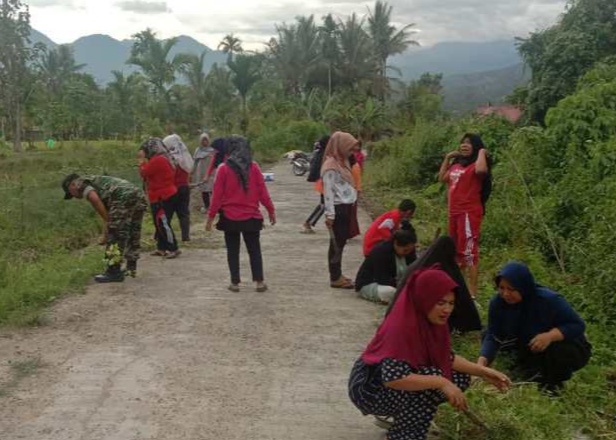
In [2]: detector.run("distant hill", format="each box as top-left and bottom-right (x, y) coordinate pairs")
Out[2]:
(32, 30), (228, 84)
(392, 40), (521, 80)
(441, 63), (530, 114)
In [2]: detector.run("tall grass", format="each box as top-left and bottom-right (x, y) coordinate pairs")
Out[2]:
(0, 141), (143, 325)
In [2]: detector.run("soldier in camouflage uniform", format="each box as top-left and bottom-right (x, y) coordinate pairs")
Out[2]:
(62, 173), (148, 283)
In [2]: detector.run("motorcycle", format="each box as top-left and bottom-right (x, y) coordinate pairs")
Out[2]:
(286, 150), (313, 176)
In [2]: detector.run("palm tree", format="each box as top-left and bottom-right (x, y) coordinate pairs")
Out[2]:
(108, 71), (147, 137)
(319, 14), (339, 98)
(127, 28), (182, 97)
(218, 34), (243, 60)
(367, 0), (419, 99)
(37, 44), (85, 95)
(227, 53), (262, 113)
(337, 13), (376, 91)
(204, 63), (236, 132)
(176, 51), (208, 121)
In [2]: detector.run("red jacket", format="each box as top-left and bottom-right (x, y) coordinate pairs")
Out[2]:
(208, 163), (275, 221)
(363, 209), (402, 256)
(139, 156), (177, 202)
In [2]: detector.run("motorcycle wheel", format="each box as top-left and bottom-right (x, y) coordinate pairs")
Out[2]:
(292, 159), (308, 176)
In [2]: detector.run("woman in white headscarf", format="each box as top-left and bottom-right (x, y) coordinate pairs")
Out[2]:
(191, 133), (215, 213)
(163, 134), (194, 242)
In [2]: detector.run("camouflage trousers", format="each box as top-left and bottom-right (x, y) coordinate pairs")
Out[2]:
(106, 195), (148, 264)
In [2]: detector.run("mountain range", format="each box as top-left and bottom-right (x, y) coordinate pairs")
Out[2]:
(30, 29), (528, 113)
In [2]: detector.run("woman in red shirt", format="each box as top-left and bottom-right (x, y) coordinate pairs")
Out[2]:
(139, 138), (181, 259)
(206, 136), (276, 292)
(438, 133), (491, 299)
(164, 134), (194, 242)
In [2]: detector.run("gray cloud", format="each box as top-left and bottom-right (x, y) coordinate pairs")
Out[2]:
(116, 0), (170, 14)
(179, 0), (567, 48)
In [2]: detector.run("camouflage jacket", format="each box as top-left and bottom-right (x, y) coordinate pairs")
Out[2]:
(75, 175), (146, 208)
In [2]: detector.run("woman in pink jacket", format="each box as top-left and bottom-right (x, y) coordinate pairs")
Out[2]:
(206, 136), (276, 292)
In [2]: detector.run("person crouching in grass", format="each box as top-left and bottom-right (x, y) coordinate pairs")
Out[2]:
(62, 173), (147, 282)
(355, 230), (417, 304)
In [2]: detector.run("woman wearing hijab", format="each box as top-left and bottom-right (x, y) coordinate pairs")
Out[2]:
(206, 135), (276, 292)
(138, 138), (181, 259)
(191, 133), (215, 213)
(163, 134), (194, 242)
(321, 131), (359, 289)
(207, 137), (228, 178)
(349, 267), (510, 440)
(387, 236), (482, 333)
(302, 135), (330, 233)
(478, 261), (591, 394)
(438, 133), (492, 299)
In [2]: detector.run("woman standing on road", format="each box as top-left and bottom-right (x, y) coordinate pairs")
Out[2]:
(191, 133), (216, 213)
(164, 134), (194, 242)
(206, 135), (276, 292)
(139, 138), (181, 259)
(349, 267), (510, 440)
(321, 131), (359, 289)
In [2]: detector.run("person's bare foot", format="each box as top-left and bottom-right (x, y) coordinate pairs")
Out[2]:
(256, 282), (268, 292)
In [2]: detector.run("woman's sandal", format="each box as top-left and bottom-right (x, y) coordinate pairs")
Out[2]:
(330, 278), (354, 289)
(150, 250), (166, 256)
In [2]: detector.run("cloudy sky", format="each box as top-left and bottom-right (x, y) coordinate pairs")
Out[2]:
(28, 0), (567, 49)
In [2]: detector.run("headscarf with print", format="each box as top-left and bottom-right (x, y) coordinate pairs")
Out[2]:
(362, 266), (457, 379)
(140, 137), (176, 167)
(163, 134), (194, 173)
(226, 135), (253, 191)
(320, 131), (358, 186)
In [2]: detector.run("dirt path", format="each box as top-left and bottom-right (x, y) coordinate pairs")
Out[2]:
(0, 162), (383, 440)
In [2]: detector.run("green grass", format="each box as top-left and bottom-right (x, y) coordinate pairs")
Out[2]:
(363, 169), (616, 440)
(0, 141), (147, 325)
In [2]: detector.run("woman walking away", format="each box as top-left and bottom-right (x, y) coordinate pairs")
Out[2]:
(206, 135), (276, 292)
(302, 135), (330, 233)
(192, 133), (215, 213)
(438, 133), (492, 299)
(387, 236), (482, 333)
(322, 131), (359, 289)
(139, 138), (181, 259)
(349, 267), (511, 440)
(478, 261), (591, 395)
(164, 134), (194, 242)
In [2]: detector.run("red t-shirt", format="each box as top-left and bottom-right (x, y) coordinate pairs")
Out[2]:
(175, 168), (189, 187)
(363, 209), (401, 256)
(139, 155), (178, 202)
(447, 163), (483, 215)
(208, 163), (275, 221)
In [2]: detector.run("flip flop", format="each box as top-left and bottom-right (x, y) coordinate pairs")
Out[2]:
(150, 250), (165, 256)
(330, 279), (354, 289)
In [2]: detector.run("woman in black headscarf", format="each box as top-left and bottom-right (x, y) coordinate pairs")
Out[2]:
(438, 133), (492, 299)
(387, 236), (482, 333)
(206, 136), (276, 292)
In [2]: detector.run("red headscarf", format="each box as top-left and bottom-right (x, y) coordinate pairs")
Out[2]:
(361, 266), (457, 379)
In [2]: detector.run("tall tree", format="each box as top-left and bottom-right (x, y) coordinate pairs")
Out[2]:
(37, 44), (85, 96)
(127, 29), (181, 97)
(176, 51), (208, 123)
(319, 14), (339, 98)
(367, 0), (418, 100)
(337, 13), (375, 91)
(227, 54), (262, 131)
(0, 0), (34, 152)
(218, 34), (243, 59)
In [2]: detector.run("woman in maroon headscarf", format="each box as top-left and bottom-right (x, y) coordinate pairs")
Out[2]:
(348, 266), (510, 440)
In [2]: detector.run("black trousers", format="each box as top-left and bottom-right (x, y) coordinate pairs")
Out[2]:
(517, 338), (591, 386)
(201, 191), (211, 210)
(224, 230), (264, 284)
(328, 204), (352, 282)
(176, 185), (191, 241)
(151, 195), (179, 252)
(305, 195), (325, 226)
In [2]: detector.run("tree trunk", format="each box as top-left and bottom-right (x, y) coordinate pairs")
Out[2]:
(13, 100), (23, 153)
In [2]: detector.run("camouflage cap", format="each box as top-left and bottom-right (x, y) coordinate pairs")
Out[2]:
(62, 173), (81, 199)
